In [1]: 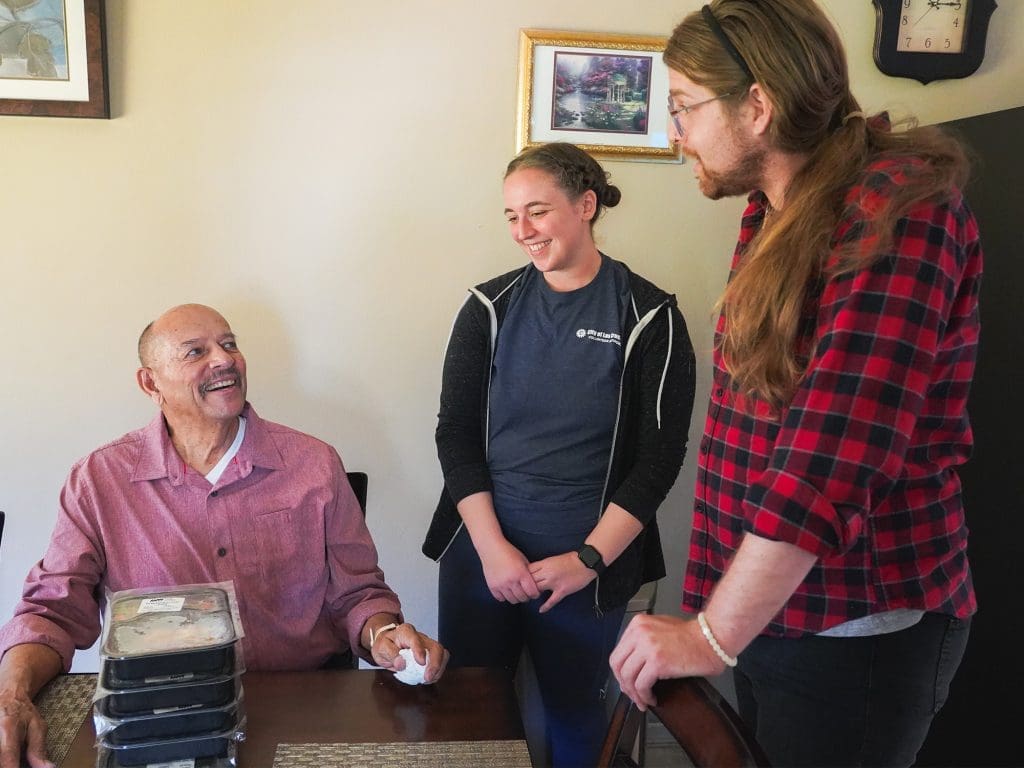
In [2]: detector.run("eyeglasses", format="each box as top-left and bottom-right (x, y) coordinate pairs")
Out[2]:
(667, 92), (734, 136)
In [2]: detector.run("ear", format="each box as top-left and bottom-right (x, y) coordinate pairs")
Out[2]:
(579, 189), (598, 222)
(745, 83), (774, 138)
(136, 367), (164, 406)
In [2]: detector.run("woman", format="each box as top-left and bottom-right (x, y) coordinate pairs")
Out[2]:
(422, 142), (695, 767)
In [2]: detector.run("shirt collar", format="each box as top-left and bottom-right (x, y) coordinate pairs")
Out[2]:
(130, 402), (285, 484)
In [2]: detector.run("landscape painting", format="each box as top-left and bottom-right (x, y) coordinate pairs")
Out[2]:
(551, 52), (652, 135)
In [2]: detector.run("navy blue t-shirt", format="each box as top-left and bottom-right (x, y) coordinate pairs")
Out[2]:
(488, 256), (629, 535)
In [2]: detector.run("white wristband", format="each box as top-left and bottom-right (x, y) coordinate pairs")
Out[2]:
(369, 622), (398, 646)
(697, 612), (738, 668)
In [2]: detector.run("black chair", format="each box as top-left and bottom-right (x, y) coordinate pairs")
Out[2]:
(598, 676), (771, 768)
(346, 471), (368, 515)
(321, 473), (369, 670)
(0, 510), (4, 549)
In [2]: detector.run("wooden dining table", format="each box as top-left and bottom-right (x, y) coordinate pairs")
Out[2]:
(42, 667), (532, 767)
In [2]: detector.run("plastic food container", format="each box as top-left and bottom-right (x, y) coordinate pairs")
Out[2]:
(97, 673), (241, 717)
(98, 699), (240, 745)
(101, 587), (239, 688)
(98, 732), (234, 766)
(97, 752), (228, 768)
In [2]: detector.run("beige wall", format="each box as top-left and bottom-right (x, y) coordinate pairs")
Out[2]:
(1, 0), (1021, 672)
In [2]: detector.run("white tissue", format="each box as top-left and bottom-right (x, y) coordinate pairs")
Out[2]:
(393, 647), (429, 685)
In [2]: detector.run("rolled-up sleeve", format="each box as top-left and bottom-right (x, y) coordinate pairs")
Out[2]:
(743, 196), (978, 557)
(0, 471), (108, 672)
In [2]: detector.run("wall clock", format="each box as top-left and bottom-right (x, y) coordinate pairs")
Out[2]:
(872, 0), (998, 84)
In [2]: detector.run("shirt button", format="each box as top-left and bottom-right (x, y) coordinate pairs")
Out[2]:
(210, 490), (219, 497)
(695, 503), (705, 513)
(701, 439), (710, 454)
(716, 388), (725, 398)
(217, 547), (227, 557)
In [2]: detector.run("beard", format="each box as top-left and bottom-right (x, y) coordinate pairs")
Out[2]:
(688, 134), (766, 201)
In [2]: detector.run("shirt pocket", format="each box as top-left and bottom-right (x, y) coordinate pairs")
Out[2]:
(252, 507), (325, 592)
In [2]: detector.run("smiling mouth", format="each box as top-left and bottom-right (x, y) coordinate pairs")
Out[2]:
(201, 377), (238, 395)
(527, 240), (551, 253)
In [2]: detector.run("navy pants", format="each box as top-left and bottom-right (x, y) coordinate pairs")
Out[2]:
(438, 524), (626, 768)
(734, 612), (970, 767)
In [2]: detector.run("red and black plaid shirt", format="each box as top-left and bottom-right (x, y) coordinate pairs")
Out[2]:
(683, 158), (982, 636)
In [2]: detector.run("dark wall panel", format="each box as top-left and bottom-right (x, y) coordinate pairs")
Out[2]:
(916, 105), (1024, 767)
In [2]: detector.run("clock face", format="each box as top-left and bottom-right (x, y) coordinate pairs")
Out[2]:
(896, 0), (969, 54)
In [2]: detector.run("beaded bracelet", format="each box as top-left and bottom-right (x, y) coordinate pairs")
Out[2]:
(697, 612), (738, 668)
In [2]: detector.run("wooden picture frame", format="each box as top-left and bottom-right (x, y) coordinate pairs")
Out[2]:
(516, 28), (679, 163)
(0, 0), (110, 118)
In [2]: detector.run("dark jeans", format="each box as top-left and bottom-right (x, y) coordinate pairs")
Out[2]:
(734, 612), (971, 768)
(438, 524), (626, 768)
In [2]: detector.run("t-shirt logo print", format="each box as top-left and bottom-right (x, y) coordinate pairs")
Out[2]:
(576, 328), (622, 346)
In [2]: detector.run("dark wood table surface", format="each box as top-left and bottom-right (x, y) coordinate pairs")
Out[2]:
(59, 667), (526, 767)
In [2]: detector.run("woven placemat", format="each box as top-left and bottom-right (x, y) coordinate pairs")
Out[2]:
(33, 673), (97, 766)
(272, 740), (533, 767)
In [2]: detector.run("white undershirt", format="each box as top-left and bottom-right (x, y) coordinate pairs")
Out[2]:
(205, 416), (246, 485)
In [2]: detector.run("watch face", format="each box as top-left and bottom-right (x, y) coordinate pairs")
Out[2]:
(578, 545), (603, 571)
(896, 0), (969, 54)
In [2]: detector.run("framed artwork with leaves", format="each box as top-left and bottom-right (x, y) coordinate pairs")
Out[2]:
(0, 0), (109, 118)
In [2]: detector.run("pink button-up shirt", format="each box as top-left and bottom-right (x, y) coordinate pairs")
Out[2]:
(0, 404), (401, 671)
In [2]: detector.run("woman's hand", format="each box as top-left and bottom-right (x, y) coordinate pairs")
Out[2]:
(529, 552), (597, 613)
(478, 538), (541, 604)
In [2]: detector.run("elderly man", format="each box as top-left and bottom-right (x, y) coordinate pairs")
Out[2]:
(0, 303), (447, 768)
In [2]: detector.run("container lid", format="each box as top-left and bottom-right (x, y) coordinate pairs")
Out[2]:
(102, 587), (237, 659)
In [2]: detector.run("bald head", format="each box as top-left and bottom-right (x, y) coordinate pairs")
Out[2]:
(138, 304), (230, 367)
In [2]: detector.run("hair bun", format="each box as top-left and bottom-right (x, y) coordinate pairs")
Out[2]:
(602, 185), (622, 208)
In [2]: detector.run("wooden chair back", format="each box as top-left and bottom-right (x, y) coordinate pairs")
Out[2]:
(598, 676), (771, 768)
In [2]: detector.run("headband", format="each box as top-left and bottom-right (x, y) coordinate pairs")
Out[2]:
(701, 4), (754, 82)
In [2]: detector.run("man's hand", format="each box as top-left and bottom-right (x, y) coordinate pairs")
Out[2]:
(477, 539), (540, 604)
(0, 689), (52, 768)
(529, 552), (596, 613)
(609, 614), (726, 711)
(0, 644), (61, 768)
(369, 623), (449, 684)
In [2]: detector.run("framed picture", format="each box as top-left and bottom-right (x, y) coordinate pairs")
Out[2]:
(515, 28), (678, 163)
(0, 0), (109, 118)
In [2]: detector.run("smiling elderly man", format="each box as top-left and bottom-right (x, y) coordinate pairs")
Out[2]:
(0, 303), (446, 768)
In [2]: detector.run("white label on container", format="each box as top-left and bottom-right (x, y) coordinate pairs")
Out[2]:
(152, 702), (202, 714)
(143, 672), (195, 684)
(145, 761), (194, 768)
(136, 596), (186, 614)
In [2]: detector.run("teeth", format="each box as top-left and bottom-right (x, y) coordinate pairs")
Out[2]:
(528, 241), (550, 252)
(205, 379), (235, 392)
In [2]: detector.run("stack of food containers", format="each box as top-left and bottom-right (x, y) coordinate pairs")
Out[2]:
(93, 585), (246, 767)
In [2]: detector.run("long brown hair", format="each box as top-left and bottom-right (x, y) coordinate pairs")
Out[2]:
(666, 0), (970, 409)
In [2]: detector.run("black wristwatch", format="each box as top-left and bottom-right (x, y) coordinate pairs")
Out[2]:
(577, 544), (606, 575)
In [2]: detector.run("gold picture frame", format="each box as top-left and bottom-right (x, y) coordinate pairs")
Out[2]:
(515, 28), (679, 163)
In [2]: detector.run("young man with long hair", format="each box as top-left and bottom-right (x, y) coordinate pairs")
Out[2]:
(610, 3), (981, 766)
